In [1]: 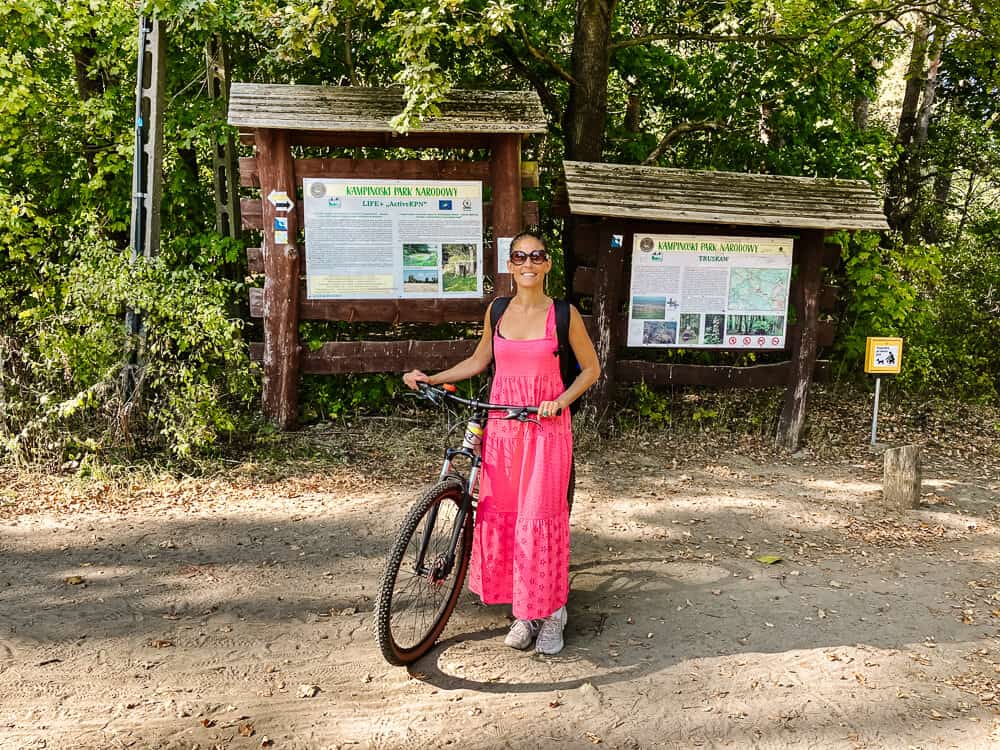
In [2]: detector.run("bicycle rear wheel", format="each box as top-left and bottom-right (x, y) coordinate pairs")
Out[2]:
(375, 478), (473, 665)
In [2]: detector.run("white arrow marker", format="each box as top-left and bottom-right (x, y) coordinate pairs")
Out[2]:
(267, 190), (294, 213)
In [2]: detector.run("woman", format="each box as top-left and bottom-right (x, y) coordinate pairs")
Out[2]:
(403, 231), (600, 655)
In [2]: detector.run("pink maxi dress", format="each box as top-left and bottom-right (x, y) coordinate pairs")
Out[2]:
(467, 303), (573, 620)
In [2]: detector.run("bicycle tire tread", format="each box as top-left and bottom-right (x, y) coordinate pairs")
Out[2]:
(374, 478), (471, 666)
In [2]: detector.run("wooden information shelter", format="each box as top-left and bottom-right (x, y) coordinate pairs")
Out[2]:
(561, 161), (889, 450)
(227, 84), (547, 429)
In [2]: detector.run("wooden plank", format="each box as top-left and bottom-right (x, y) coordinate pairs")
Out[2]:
(239, 157), (539, 189)
(490, 135), (523, 298)
(562, 160), (889, 231)
(239, 131), (500, 149)
(822, 241), (843, 268)
(589, 228), (626, 416)
(247, 289), (834, 350)
(567, 201), (888, 231)
(228, 84), (548, 134)
(776, 229), (825, 450)
(617, 360), (831, 388)
(249, 286), (488, 322)
(573, 266), (596, 296)
(247, 246), (263, 275)
(268, 340), (480, 375)
(256, 128), (301, 430)
(819, 284), (838, 312)
(241, 197), (539, 231)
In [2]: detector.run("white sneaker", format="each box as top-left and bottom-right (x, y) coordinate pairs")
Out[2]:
(504, 618), (541, 650)
(534, 606), (567, 655)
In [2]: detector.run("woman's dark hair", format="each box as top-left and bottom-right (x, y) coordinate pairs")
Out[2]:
(510, 231), (546, 252)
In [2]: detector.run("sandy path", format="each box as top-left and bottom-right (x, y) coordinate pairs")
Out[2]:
(1, 442), (998, 749)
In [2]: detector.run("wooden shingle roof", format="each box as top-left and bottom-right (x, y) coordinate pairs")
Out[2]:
(228, 84), (547, 134)
(563, 161), (888, 231)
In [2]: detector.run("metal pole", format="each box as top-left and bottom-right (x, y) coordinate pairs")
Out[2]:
(870, 376), (881, 446)
(124, 15), (165, 401)
(124, 16), (152, 399)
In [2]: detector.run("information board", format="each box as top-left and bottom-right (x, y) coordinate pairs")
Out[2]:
(864, 337), (903, 374)
(627, 234), (794, 349)
(302, 179), (483, 299)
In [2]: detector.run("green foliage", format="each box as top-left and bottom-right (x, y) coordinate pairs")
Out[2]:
(2, 236), (256, 462)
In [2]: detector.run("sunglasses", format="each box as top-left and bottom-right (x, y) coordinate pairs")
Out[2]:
(509, 249), (549, 265)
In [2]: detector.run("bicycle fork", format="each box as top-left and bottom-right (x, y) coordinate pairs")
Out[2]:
(413, 414), (486, 582)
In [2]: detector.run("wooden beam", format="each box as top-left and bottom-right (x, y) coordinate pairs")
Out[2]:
(588, 227), (628, 416)
(573, 266), (596, 296)
(249, 286), (488, 322)
(240, 130), (499, 149)
(490, 135), (523, 297)
(775, 229), (825, 450)
(247, 288), (834, 348)
(617, 360), (830, 388)
(247, 246), (263, 275)
(239, 157), (539, 189)
(251, 340), (479, 374)
(256, 128), (301, 430)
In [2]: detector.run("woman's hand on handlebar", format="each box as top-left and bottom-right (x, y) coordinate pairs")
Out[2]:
(403, 370), (431, 391)
(537, 399), (566, 418)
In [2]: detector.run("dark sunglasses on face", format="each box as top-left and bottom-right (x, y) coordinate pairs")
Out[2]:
(509, 249), (549, 265)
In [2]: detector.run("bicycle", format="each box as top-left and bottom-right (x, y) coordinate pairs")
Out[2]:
(374, 382), (565, 666)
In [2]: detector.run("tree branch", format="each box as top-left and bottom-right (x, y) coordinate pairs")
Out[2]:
(516, 22), (577, 86)
(642, 120), (723, 165)
(494, 36), (563, 125)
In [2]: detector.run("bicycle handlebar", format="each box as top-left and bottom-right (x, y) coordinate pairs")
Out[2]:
(416, 382), (563, 418)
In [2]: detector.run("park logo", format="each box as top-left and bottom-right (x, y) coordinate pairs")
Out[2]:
(309, 182), (326, 198)
(639, 236), (654, 252)
(462, 199), (472, 210)
(439, 200), (453, 210)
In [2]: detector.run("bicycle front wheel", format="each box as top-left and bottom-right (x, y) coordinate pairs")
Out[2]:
(375, 478), (473, 666)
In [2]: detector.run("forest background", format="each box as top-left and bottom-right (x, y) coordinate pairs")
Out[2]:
(1, 0), (998, 465)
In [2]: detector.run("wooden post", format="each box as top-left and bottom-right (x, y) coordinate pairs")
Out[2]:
(883, 444), (921, 509)
(588, 225), (625, 417)
(490, 135), (522, 298)
(775, 229), (824, 451)
(256, 128), (300, 429)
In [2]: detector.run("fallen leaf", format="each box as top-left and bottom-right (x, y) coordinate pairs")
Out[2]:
(549, 699), (562, 708)
(64, 575), (85, 585)
(199, 718), (216, 728)
(260, 737), (273, 747)
(755, 555), (783, 565)
(238, 722), (255, 737)
(585, 732), (603, 744)
(148, 639), (173, 648)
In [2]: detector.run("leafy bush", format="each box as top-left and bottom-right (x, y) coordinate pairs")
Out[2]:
(1, 233), (256, 463)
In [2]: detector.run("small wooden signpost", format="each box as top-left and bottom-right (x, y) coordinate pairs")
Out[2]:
(865, 336), (903, 445)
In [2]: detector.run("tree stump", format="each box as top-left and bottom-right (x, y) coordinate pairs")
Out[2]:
(883, 444), (921, 510)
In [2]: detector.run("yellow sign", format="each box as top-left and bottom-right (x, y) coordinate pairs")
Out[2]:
(864, 337), (903, 374)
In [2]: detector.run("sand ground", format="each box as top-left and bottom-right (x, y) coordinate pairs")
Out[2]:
(1, 408), (998, 749)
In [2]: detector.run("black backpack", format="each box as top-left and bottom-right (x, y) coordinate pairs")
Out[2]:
(489, 296), (581, 415)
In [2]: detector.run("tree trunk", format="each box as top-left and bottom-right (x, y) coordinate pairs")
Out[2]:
(564, 0), (616, 162)
(884, 14), (944, 242)
(562, 0), (617, 301)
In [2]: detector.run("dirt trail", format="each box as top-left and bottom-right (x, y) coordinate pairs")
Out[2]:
(1, 425), (998, 749)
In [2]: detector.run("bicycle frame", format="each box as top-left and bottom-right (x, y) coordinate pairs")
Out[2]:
(410, 384), (549, 583)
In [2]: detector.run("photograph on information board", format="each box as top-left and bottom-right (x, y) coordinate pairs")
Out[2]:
(302, 179), (483, 299)
(627, 234), (793, 349)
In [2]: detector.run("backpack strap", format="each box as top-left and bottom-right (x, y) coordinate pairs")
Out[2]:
(488, 296), (512, 373)
(554, 298), (571, 360)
